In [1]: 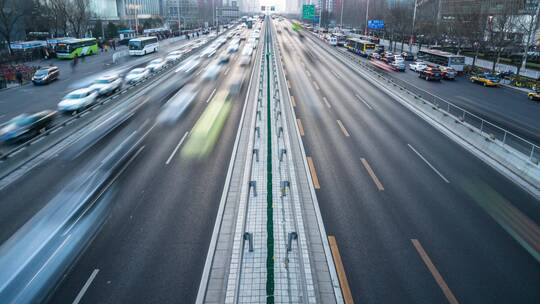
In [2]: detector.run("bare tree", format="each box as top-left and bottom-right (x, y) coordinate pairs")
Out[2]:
(44, 0), (70, 37)
(514, 3), (540, 74)
(0, 0), (30, 54)
(65, 0), (91, 38)
(486, 4), (518, 72)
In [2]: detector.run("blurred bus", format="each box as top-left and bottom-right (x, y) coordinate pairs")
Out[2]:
(345, 38), (376, 57)
(56, 38), (98, 59)
(128, 37), (159, 56)
(417, 49), (466, 72)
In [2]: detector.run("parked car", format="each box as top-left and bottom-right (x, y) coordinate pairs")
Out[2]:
(390, 60), (406, 71)
(419, 66), (442, 81)
(146, 58), (166, 72)
(125, 68), (150, 84)
(409, 61), (427, 72)
(439, 66), (457, 80)
(57, 88), (98, 113)
(401, 52), (414, 61)
(32, 66), (59, 85)
(89, 74), (122, 96)
(0, 110), (56, 143)
(470, 73), (500, 87)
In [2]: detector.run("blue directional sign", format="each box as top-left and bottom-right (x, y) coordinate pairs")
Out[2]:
(368, 20), (385, 29)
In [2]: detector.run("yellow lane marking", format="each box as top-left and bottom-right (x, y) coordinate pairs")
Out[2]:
(296, 118), (305, 136)
(323, 97), (331, 108)
(307, 157), (321, 189)
(411, 239), (460, 304)
(291, 95), (296, 107)
(361, 158), (384, 191)
(336, 120), (350, 137)
(328, 236), (354, 304)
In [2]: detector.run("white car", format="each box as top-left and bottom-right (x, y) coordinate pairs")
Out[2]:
(165, 50), (184, 63)
(218, 53), (230, 64)
(156, 84), (198, 125)
(202, 64), (222, 80)
(227, 41), (240, 53)
(58, 88), (98, 113)
(89, 74), (122, 96)
(125, 68), (150, 84)
(146, 58), (166, 72)
(176, 57), (200, 74)
(409, 61), (427, 72)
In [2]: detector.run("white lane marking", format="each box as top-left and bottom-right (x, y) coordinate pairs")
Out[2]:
(332, 70), (342, 79)
(195, 68), (203, 76)
(407, 144), (450, 183)
(355, 93), (373, 110)
(313, 81), (320, 91)
(206, 88), (217, 103)
(72, 269), (100, 304)
(224, 67), (230, 75)
(323, 96), (331, 108)
(306, 70), (312, 78)
(166, 131), (189, 165)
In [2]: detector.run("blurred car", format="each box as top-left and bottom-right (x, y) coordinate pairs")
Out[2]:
(419, 66), (442, 81)
(89, 74), (122, 96)
(218, 53), (230, 64)
(202, 28), (210, 34)
(369, 52), (381, 60)
(58, 88), (98, 113)
(165, 50), (184, 63)
(401, 52), (414, 61)
(409, 61), (427, 72)
(227, 41), (240, 53)
(176, 57), (200, 74)
(528, 90), (540, 101)
(390, 60), (406, 71)
(156, 84), (198, 125)
(0, 111), (56, 143)
(200, 45), (217, 58)
(202, 64), (222, 80)
(32, 66), (59, 85)
(470, 73), (500, 87)
(125, 68), (150, 84)
(439, 66), (457, 80)
(146, 58), (166, 72)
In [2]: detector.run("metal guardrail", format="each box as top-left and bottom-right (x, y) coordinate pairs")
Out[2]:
(330, 44), (540, 165)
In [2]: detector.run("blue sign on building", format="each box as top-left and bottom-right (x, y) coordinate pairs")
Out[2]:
(368, 20), (385, 29)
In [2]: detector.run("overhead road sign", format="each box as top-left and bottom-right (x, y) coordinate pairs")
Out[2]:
(302, 4), (315, 20)
(368, 20), (385, 29)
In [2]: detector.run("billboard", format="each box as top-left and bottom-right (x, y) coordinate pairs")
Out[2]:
(368, 20), (385, 29)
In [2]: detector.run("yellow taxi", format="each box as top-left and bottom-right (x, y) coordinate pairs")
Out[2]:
(470, 73), (501, 87)
(528, 90), (540, 101)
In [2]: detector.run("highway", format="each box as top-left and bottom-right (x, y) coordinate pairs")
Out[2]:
(43, 34), (257, 304)
(275, 19), (540, 303)
(0, 26), (259, 303)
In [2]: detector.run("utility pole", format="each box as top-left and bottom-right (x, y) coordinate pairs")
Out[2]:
(409, 0), (418, 52)
(178, 0), (181, 33)
(340, 0), (344, 29)
(365, 0), (370, 35)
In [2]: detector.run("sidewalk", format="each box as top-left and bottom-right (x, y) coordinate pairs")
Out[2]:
(380, 39), (540, 79)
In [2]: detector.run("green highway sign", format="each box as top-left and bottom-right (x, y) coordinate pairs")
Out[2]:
(302, 4), (315, 20)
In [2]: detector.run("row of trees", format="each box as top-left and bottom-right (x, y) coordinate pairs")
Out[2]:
(321, 0), (540, 73)
(1, 0), (92, 54)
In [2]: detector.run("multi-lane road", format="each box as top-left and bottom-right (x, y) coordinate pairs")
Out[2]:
(2, 16), (540, 304)
(275, 19), (540, 303)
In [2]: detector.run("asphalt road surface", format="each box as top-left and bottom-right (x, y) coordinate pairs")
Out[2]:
(275, 19), (540, 304)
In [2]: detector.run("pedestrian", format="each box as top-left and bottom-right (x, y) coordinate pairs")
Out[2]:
(112, 40), (116, 51)
(16, 71), (23, 86)
(71, 56), (78, 70)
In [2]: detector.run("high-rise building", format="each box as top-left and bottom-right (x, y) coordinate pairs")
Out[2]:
(165, 0), (200, 28)
(117, 0), (162, 20)
(90, 0), (120, 20)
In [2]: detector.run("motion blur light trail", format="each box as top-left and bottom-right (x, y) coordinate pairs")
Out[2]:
(181, 90), (232, 160)
(462, 179), (540, 262)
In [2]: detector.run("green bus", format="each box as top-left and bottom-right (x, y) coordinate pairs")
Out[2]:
(56, 38), (98, 59)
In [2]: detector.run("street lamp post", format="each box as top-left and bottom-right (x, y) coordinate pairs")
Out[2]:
(365, 0), (370, 35)
(340, 0), (344, 29)
(127, 3), (141, 35)
(409, 0), (418, 52)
